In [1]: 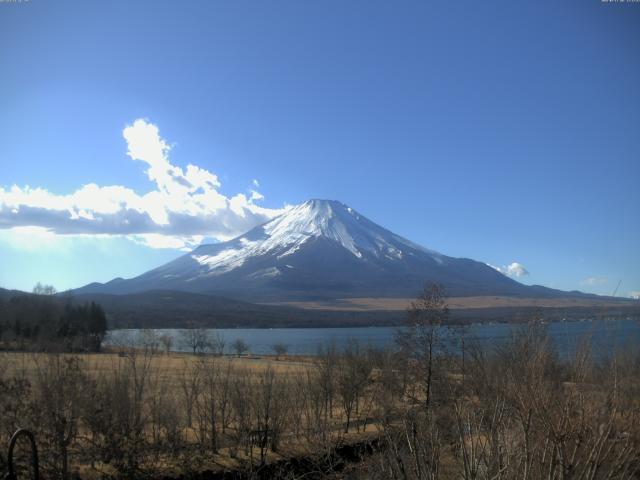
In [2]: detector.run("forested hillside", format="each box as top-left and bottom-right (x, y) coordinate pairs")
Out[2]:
(0, 287), (107, 352)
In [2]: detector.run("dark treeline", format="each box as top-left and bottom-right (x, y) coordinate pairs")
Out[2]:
(0, 284), (107, 352)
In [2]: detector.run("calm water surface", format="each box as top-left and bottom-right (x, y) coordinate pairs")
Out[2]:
(105, 318), (640, 357)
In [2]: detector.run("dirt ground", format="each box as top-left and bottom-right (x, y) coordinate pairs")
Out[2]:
(265, 295), (637, 311)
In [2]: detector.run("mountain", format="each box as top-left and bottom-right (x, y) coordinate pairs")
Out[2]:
(0, 287), (28, 300)
(71, 290), (407, 328)
(70, 289), (640, 329)
(74, 199), (590, 301)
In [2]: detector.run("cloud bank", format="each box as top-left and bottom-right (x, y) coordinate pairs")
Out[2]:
(488, 262), (530, 278)
(0, 119), (286, 250)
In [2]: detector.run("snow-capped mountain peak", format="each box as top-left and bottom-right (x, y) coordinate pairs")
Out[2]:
(262, 199), (367, 259)
(191, 199), (443, 275)
(75, 198), (531, 300)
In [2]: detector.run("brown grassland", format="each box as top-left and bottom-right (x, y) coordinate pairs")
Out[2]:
(266, 295), (638, 311)
(1, 287), (639, 479)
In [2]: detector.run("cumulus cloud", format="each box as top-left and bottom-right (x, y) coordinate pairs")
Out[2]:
(505, 262), (529, 277)
(629, 291), (640, 300)
(488, 261), (530, 278)
(580, 276), (608, 286)
(0, 119), (287, 250)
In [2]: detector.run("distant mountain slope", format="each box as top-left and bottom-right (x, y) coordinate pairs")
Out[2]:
(2, 287), (635, 329)
(74, 199), (598, 301)
(71, 290), (640, 329)
(0, 287), (28, 299)
(72, 290), (404, 328)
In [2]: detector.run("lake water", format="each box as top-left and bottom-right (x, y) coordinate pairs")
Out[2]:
(104, 318), (640, 357)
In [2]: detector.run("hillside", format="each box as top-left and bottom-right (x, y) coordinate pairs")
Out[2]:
(74, 199), (600, 302)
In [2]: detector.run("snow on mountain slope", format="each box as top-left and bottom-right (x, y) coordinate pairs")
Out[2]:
(190, 199), (444, 276)
(74, 199), (539, 300)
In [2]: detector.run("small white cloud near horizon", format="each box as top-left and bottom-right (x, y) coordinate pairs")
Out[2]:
(0, 119), (288, 250)
(629, 291), (640, 300)
(580, 276), (608, 287)
(505, 262), (529, 277)
(488, 261), (529, 278)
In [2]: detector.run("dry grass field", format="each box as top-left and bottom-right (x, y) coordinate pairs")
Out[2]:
(265, 295), (637, 311)
(1, 350), (314, 379)
(0, 348), (384, 479)
(2, 319), (640, 479)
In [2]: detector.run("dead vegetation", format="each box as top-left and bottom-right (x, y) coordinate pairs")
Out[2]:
(1, 286), (639, 479)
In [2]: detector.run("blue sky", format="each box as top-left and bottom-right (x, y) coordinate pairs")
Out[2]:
(0, 0), (639, 297)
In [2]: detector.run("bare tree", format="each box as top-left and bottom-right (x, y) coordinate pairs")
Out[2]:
(377, 409), (442, 480)
(336, 340), (371, 433)
(0, 361), (33, 473)
(158, 334), (173, 355)
(272, 342), (288, 359)
(80, 349), (154, 478)
(396, 283), (448, 411)
(294, 366), (330, 444)
(250, 367), (289, 464)
(147, 361), (183, 458)
(31, 355), (87, 479)
(32, 282), (57, 295)
(232, 338), (249, 357)
(229, 369), (253, 457)
(314, 341), (339, 443)
(211, 331), (226, 356)
(178, 360), (202, 428)
(216, 359), (235, 434)
(140, 328), (160, 354)
(193, 356), (220, 453)
(179, 327), (211, 355)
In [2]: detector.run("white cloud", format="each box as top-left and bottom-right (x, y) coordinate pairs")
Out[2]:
(488, 261), (529, 278)
(0, 119), (287, 249)
(252, 179), (260, 188)
(505, 262), (529, 277)
(580, 276), (608, 286)
(249, 190), (264, 203)
(130, 234), (205, 251)
(629, 291), (640, 300)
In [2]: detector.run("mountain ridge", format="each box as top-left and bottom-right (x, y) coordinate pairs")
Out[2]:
(72, 199), (603, 301)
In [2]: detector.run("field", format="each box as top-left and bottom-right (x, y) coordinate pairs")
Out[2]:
(267, 295), (640, 311)
(1, 350), (314, 378)
(2, 320), (640, 480)
(1, 348), (384, 479)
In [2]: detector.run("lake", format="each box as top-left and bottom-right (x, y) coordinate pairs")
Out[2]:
(104, 318), (640, 357)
